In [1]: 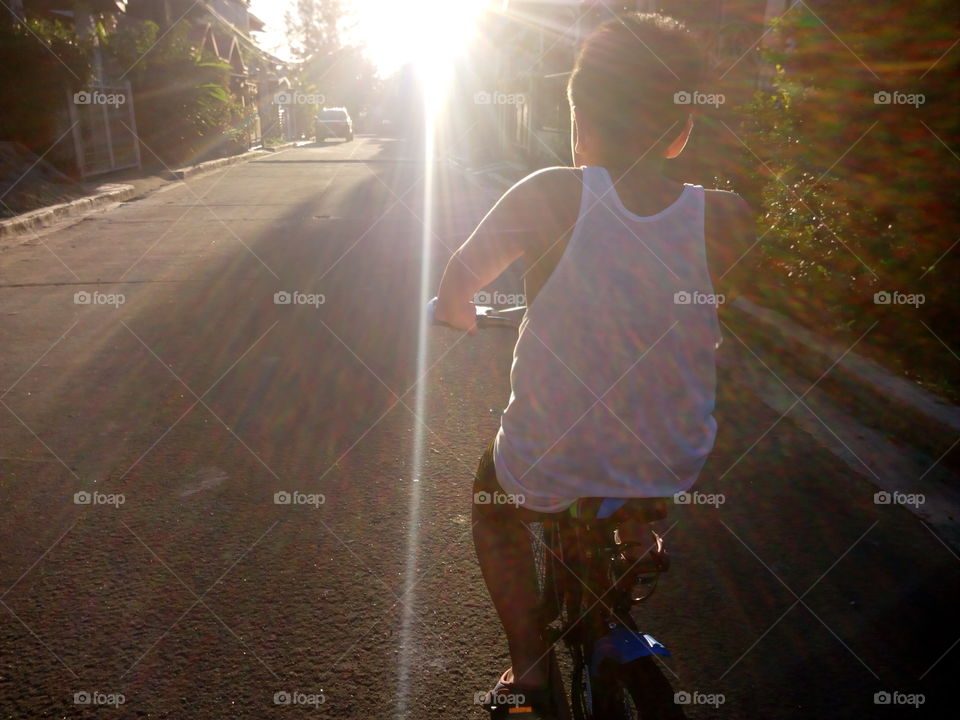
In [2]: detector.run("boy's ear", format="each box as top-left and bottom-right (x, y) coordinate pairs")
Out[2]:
(663, 114), (694, 159)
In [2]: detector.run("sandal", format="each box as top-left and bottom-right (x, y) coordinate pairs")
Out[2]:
(481, 668), (558, 719)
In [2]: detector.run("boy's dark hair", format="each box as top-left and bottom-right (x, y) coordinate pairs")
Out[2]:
(568, 13), (704, 158)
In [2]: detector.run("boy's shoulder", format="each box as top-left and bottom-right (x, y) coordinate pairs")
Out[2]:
(494, 166), (583, 232)
(507, 166), (583, 203)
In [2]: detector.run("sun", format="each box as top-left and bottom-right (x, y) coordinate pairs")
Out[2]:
(350, 0), (490, 76)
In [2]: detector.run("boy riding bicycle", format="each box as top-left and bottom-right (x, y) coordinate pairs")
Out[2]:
(435, 13), (754, 719)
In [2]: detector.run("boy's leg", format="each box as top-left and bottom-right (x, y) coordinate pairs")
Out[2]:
(472, 446), (551, 691)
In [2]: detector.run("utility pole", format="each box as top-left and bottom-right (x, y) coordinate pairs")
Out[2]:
(73, 2), (105, 85)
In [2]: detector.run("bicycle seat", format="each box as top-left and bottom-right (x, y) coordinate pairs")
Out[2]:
(567, 497), (668, 525)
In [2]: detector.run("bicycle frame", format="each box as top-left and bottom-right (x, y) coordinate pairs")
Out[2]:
(534, 505), (671, 718)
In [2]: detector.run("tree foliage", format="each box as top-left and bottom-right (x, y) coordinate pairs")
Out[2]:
(285, 0), (342, 61)
(732, 0), (960, 385)
(283, 0), (379, 134)
(104, 21), (252, 166)
(0, 19), (92, 152)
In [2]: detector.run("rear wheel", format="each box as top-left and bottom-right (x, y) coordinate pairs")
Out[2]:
(530, 522), (549, 595)
(589, 657), (685, 720)
(530, 522), (565, 624)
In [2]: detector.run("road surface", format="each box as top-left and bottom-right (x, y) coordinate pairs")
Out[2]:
(0, 137), (956, 718)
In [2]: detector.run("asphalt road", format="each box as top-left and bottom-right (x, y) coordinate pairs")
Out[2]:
(0, 137), (956, 719)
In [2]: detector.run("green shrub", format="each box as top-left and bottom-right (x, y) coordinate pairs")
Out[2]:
(731, 1), (960, 387)
(104, 21), (251, 166)
(0, 19), (91, 153)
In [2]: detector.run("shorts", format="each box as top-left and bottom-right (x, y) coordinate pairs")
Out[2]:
(473, 441), (671, 525)
(473, 441), (564, 523)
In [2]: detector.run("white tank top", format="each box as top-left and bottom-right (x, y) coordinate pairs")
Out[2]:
(493, 166), (720, 512)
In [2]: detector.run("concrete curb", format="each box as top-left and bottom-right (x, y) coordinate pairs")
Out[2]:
(167, 141), (305, 180)
(727, 296), (960, 451)
(168, 148), (270, 180)
(719, 325), (960, 550)
(0, 144), (297, 243)
(0, 183), (136, 242)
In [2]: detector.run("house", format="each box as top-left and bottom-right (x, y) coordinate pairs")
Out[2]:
(125, 1), (269, 145)
(13, 0), (288, 173)
(249, 58), (301, 143)
(193, 1), (263, 97)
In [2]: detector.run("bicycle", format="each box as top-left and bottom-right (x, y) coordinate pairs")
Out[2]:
(428, 297), (685, 720)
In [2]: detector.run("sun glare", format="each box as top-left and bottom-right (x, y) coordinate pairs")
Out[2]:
(368, 3), (489, 716)
(354, 0), (489, 99)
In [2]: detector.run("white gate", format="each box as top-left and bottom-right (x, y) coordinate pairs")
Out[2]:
(67, 82), (141, 178)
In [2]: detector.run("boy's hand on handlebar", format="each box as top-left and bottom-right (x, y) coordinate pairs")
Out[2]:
(435, 299), (478, 335)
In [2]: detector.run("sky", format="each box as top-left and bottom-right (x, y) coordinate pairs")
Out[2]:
(248, 0), (494, 74)
(247, 0), (296, 61)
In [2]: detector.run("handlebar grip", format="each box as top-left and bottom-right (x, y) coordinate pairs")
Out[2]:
(426, 296), (461, 330)
(427, 296), (526, 330)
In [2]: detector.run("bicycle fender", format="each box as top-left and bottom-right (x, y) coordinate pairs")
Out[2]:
(591, 627), (670, 675)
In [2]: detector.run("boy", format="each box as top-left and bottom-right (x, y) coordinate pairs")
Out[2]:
(436, 13), (754, 719)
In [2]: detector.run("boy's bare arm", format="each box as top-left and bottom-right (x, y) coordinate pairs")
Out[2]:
(436, 168), (580, 331)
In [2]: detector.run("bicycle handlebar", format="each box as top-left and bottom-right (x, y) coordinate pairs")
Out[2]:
(427, 296), (525, 330)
